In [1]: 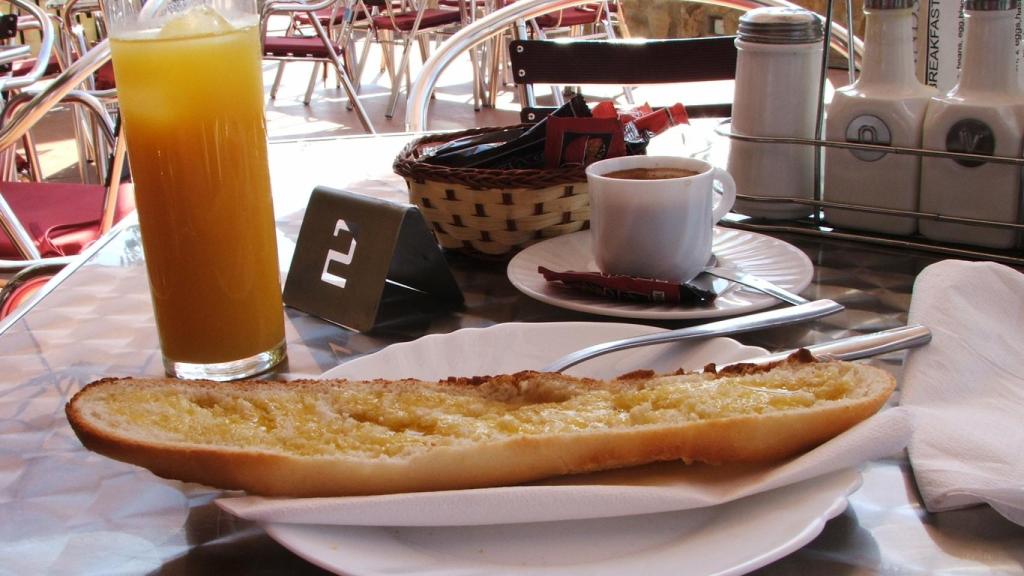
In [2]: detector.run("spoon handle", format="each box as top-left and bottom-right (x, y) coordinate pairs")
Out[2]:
(704, 266), (810, 306)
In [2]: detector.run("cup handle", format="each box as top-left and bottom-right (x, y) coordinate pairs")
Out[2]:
(711, 167), (736, 222)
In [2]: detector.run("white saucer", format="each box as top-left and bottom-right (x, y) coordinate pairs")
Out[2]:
(507, 228), (813, 320)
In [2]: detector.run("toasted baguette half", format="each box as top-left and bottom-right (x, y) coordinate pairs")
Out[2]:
(66, 351), (895, 497)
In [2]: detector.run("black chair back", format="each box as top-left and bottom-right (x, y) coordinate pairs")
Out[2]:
(508, 36), (738, 122)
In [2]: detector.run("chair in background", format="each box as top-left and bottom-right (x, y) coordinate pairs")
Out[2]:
(267, 0), (351, 102)
(58, 0), (113, 90)
(462, 0), (632, 112)
(508, 36), (738, 123)
(599, 1), (630, 38)
(0, 31), (134, 320)
(0, 88), (132, 265)
(357, 0), (465, 118)
(261, 0), (376, 133)
(525, 1), (635, 107)
(1, 0), (66, 184)
(54, 0), (119, 190)
(530, 2), (612, 38)
(0, 259), (63, 319)
(2, 7), (66, 82)
(0, 0), (115, 194)
(439, 0), (489, 110)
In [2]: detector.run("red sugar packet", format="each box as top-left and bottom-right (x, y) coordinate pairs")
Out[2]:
(542, 117), (627, 169)
(633, 103), (689, 133)
(592, 101), (654, 123)
(538, 267), (716, 306)
(591, 102), (689, 134)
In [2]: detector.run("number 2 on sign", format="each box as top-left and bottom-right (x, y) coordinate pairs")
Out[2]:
(321, 219), (357, 289)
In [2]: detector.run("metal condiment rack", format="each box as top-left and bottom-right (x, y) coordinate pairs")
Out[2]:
(716, 0), (1024, 267)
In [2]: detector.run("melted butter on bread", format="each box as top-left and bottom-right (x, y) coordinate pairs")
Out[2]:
(83, 357), (867, 459)
(66, 352), (898, 496)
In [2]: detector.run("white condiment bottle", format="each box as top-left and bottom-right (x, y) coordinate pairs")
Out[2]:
(824, 0), (937, 235)
(728, 7), (823, 220)
(919, 0), (1024, 249)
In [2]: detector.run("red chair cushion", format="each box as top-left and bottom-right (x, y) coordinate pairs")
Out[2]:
(0, 274), (51, 319)
(0, 181), (135, 259)
(294, 1), (406, 26)
(438, 0), (487, 7)
(12, 53), (62, 78)
(295, 7), (348, 26)
(94, 61), (116, 90)
(263, 36), (345, 58)
(535, 7), (601, 28)
(371, 8), (461, 31)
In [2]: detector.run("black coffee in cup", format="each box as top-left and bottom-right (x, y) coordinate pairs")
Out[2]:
(603, 167), (700, 180)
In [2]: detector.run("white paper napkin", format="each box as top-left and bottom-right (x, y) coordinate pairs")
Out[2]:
(902, 260), (1024, 526)
(218, 408), (910, 527)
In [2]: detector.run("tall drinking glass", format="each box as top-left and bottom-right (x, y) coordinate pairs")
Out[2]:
(105, 0), (286, 380)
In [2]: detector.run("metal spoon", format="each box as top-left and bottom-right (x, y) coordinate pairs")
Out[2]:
(698, 254), (809, 306)
(702, 265), (809, 306)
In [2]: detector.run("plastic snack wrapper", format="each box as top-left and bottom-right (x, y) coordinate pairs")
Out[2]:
(538, 267), (716, 306)
(542, 117), (627, 169)
(421, 98), (689, 170)
(422, 96), (591, 169)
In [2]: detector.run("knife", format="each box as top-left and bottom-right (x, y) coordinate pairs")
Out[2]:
(722, 324), (932, 368)
(541, 299), (844, 372)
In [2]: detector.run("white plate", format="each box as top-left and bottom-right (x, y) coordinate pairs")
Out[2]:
(320, 321), (764, 380)
(507, 228), (814, 320)
(266, 323), (860, 576)
(267, 470), (857, 576)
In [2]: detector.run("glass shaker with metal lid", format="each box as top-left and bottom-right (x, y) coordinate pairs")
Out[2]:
(728, 7), (823, 220)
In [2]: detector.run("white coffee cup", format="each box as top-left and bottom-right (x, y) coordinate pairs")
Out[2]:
(586, 156), (736, 283)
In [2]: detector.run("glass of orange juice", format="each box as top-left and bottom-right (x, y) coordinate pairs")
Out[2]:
(106, 0), (286, 380)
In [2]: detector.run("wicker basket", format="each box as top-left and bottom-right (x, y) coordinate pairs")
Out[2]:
(394, 126), (589, 257)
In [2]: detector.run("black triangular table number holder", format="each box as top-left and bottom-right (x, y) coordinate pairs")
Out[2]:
(283, 186), (463, 332)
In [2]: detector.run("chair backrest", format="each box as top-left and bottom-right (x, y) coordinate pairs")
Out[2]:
(261, 0), (376, 132)
(0, 39), (127, 269)
(404, 0), (862, 132)
(0, 0), (57, 93)
(508, 36), (738, 122)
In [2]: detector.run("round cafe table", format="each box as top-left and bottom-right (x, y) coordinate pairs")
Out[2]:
(0, 132), (1021, 575)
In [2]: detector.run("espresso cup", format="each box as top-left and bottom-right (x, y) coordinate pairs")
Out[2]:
(586, 156), (736, 283)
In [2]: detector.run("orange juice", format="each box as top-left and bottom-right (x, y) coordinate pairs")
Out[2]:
(111, 13), (285, 374)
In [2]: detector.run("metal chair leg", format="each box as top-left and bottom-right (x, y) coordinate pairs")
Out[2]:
(69, 104), (93, 183)
(270, 61), (287, 99)
(386, 36), (415, 118)
(355, 29), (372, 89)
(469, 42), (482, 111)
(600, 4), (634, 105)
(20, 133), (42, 182)
(612, 1), (632, 38)
(417, 34), (430, 62)
(486, 32), (502, 109)
(326, 54), (375, 132)
(377, 29), (397, 85)
(341, 36), (361, 111)
(310, 17), (376, 133)
(303, 62), (321, 105)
